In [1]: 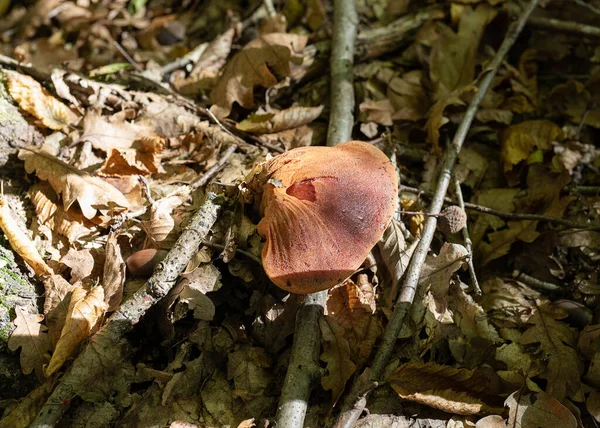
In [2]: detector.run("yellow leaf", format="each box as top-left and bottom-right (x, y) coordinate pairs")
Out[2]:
(0, 199), (53, 276)
(18, 148), (129, 219)
(501, 120), (563, 171)
(44, 286), (107, 377)
(4, 70), (78, 130)
(7, 306), (51, 377)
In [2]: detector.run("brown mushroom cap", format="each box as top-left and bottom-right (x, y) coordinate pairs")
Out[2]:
(257, 141), (398, 294)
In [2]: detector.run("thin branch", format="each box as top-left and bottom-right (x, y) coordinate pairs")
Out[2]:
(528, 16), (600, 37)
(454, 179), (481, 295)
(275, 0), (359, 426)
(400, 185), (599, 230)
(334, 1), (541, 426)
(32, 194), (224, 427)
(326, 0), (359, 146)
(190, 144), (238, 190)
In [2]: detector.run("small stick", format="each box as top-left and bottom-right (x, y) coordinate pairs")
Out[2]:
(190, 144), (238, 190)
(454, 179), (481, 295)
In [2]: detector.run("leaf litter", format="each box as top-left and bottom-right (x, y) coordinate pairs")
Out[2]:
(0, 1), (599, 427)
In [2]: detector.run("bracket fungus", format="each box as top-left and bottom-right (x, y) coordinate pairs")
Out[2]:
(257, 141), (398, 294)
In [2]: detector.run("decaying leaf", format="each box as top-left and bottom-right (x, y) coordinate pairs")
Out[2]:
(227, 345), (272, 399)
(19, 148), (130, 219)
(210, 33), (308, 118)
(102, 231), (125, 311)
(319, 316), (357, 404)
(501, 120), (563, 171)
(519, 303), (584, 401)
(0, 198), (53, 276)
(0, 380), (54, 428)
(8, 306), (51, 377)
(505, 391), (577, 428)
(419, 243), (468, 299)
(237, 105), (323, 134)
(44, 286), (107, 377)
(4, 70), (79, 130)
(387, 362), (502, 415)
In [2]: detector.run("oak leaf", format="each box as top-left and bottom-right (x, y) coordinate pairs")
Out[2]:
(44, 286), (107, 377)
(210, 33), (308, 118)
(4, 70), (79, 130)
(8, 306), (51, 377)
(19, 148), (130, 219)
(519, 303), (584, 401)
(319, 316), (357, 404)
(505, 391), (577, 427)
(102, 231), (125, 311)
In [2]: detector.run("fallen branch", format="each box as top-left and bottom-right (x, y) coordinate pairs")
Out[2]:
(32, 193), (224, 427)
(274, 0), (358, 426)
(334, 1), (541, 426)
(528, 16), (600, 38)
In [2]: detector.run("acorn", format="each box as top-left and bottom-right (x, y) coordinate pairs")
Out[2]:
(126, 249), (168, 277)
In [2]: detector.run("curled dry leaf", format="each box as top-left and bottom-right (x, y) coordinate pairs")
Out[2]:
(0, 380), (55, 428)
(44, 286), (107, 377)
(43, 275), (76, 347)
(102, 231), (125, 311)
(18, 148), (130, 219)
(141, 189), (189, 244)
(30, 182), (97, 242)
(0, 199), (53, 276)
(4, 70), (79, 130)
(210, 33), (309, 118)
(236, 105), (324, 134)
(8, 306), (52, 377)
(60, 248), (95, 283)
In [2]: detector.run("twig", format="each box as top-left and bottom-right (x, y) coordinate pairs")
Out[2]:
(326, 0), (358, 146)
(32, 194), (224, 427)
(334, 1), (540, 426)
(274, 0), (358, 426)
(400, 185), (598, 230)
(190, 144), (238, 190)
(112, 40), (143, 73)
(572, 0), (600, 16)
(454, 179), (481, 295)
(527, 16), (600, 37)
(201, 240), (261, 264)
(514, 271), (561, 292)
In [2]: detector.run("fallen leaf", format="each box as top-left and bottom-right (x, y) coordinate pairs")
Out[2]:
(227, 346), (272, 399)
(141, 189), (189, 244)
(210, 33), (308, 118)
(0, 198), (53, 276)
(501, 120), (563, 171)
(359, 99), (394, 126)
(4, 70), (79, 130)
(479, 220), (539, 265)
(520, 303), (584, 401)
(505, 391), (577, 428)
(387, 362), (502, 415)
(19, 148), (130, 219)
(102, 231), (125, 311)
(0, 380), (54, 428)
(420, 243), (468, 299)
(425, 84), (475, 148)
(44, 286), (107, 376)
(319, 316), (357, 404)
(237, 105), (323, 134)
(8, 306), (51, 377)
(60, 248), (95, 283)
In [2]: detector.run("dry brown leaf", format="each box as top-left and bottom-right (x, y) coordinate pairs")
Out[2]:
(227, 345), (272, 399)
(505, 391), (577, 427)
(358, 99), (394, 126)
(0, 198), (53, 276)
(519, 303), (584, 401)
(8, 306), (51, 377)
(387, 362), (502, 415)
(429, 4), (497, 100)
(141, 189), (189, 244)
(236, 105), (323, 134)
(326, 282), (382, 368)
(60, 248), (95, 283)
(587, 390), (600, 423)
(4, 70), (79, 130)
(30, 182), (97, 242)
(43, 275), (76, 347)
(425, 84), (475, 148)
(99, 147), (162, 176)
(475, 415), (506, 428)
(319, 316), (357, 404)
(0, 380), (54, 428)
(19, 148), (130, 219)
(420, 243), (468, 299)
(190, 27), (236, 76)
(210, 33), (308, 118)
(81, 111), (164, 152)
(479, 220), (539, 265)
(102, 231), (125, 311)
(44, 286), (107, 377)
